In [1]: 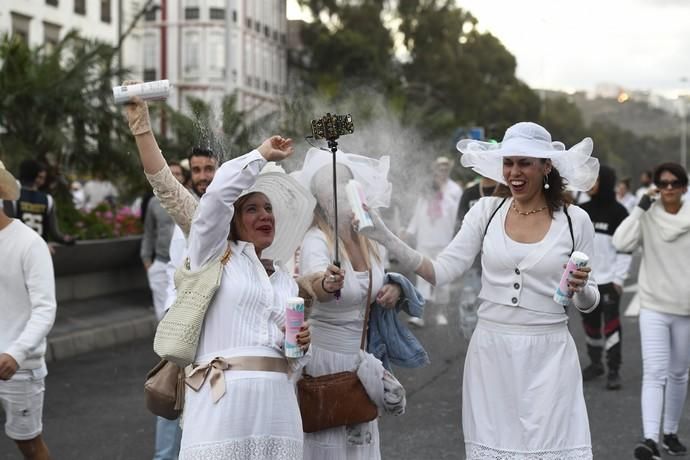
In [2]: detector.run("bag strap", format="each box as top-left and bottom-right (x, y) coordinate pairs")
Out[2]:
(563, 204), (575, 256)
(483, 197), (508, 237)
(185, 241), (232, 270)
(359, 269), (374, 351)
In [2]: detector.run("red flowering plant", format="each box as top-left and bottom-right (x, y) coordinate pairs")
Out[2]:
(60, 202), (143, 240)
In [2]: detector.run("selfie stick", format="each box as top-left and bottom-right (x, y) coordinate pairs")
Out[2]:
(328, 138), (342, 299)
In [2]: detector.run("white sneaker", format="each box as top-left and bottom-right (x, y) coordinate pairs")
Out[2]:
(435, 313), (449, 326)
(408, 316), (425, 328)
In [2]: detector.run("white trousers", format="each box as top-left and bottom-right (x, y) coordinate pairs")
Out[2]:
(147, 260), (169, 321)
(639, 308), (690, 441)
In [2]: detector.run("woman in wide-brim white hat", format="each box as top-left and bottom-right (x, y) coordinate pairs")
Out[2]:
(359, 122), (601, 459)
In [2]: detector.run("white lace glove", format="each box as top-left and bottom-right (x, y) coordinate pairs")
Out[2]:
(357, 208), (424, 272)
(122, 80), (152, 136)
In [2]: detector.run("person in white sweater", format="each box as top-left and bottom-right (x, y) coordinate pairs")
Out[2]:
(359, 122), (601, 459)
(612, 162), (690, 460)
(0, 161), (56, 460)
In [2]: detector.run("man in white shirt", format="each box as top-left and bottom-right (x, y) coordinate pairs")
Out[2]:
(403, 156), (462, 327)
(0, 161), (56, 460)
(82, 174), (119, 211)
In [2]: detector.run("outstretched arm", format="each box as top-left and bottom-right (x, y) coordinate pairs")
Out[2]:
(122, 81), (198, 235)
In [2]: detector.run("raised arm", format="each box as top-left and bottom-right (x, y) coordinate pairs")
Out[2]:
(612, 203), (648, 253)
(187, 136), (293, 269)
(122, 81), (198, 235)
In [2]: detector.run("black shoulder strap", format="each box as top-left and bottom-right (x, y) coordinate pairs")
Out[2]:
(563, 204), (575, 256)
(483, 197), (508, 237)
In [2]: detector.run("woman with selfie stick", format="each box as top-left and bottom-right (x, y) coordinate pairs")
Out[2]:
(613, 163), (690, 460)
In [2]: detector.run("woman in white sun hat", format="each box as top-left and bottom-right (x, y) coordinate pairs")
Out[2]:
(359, 122), (601, 459)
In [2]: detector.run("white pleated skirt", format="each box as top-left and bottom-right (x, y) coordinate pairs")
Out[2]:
(179, 356), (303, 460)
(303, 345), (381, 460)
(462, 318), (593, 460)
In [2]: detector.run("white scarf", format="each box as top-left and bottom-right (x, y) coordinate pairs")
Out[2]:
(649, 200), (690, 242)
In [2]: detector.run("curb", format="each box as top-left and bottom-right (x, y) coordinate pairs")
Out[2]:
(46, 313), (156, 362)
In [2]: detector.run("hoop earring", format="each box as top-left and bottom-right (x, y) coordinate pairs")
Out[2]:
(543, 173), (550, 190)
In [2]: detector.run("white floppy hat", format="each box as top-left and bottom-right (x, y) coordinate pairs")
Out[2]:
(239, 167), (316, 263)
(0, 161), (19, 200)
(456, 122), (600, 192)
(295, 148), (392, 208)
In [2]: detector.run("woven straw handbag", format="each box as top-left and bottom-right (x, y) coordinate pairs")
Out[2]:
(153, 244), (231, 367)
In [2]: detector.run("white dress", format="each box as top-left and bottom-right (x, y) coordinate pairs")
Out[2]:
(179, 152), (308, 460)
(433, 197), (594, 460)
(463, 239), (591, 460)
(299, 227), (385, 460)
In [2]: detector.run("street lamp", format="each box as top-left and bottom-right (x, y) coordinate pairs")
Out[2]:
(681, 77), (688, 170)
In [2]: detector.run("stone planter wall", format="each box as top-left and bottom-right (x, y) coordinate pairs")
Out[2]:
(53, 236), (147, 302)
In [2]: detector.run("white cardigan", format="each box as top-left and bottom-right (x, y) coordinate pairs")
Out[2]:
(434, 197), (599, 314)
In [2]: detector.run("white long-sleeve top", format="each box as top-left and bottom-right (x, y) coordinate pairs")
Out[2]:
(406, 179), (462, 252)
(612, 202), (690, 316)
(186, 151), (300, 361)
(433, 197), (600, 314)
(0, 219), (56, 370)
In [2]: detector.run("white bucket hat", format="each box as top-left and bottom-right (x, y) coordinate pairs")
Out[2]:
(456, 122), (600, 192)
(0, 161), (19, 200)
(294, 148), (392, 208)
(239, 166), (316, 263)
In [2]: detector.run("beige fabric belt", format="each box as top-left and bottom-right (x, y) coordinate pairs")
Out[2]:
(185, 356), (288, 403)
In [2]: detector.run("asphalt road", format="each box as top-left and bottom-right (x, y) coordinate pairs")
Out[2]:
(2, 258), (689, 459)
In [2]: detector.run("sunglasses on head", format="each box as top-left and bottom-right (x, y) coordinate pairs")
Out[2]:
(655, 180), (683, 189)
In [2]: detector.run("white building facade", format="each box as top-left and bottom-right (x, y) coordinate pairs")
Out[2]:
(125, 0), (287, 118)
(0, 0), (119, 48)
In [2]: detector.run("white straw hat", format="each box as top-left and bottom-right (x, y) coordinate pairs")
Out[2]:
(0, 161), (19, 200)
(239, 167), (316, 263)
(456, 122), (600, 192)
(295, 148), (392, 208)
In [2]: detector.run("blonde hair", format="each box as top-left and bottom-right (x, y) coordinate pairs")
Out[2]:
(312, 205), (380, 268)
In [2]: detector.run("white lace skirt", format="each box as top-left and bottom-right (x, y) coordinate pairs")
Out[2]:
(303, 345), (381, 460)
(179, 369), (303, 460)
(462, 319), (593, 460)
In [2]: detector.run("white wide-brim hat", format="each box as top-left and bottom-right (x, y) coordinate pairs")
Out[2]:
(456, 122), (600, 192)
(294, 148), (392, 208)
(0, 161), (19, 200)
(239, 166), (316, 263)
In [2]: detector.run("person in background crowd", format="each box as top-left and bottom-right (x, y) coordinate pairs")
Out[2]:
(616, 177), (637, 213)
(635, 170), (653, 201)
(403, 156), (462, 327)
(579, 165), (631, 390)
(82, 172), (119, 211)
(2, 159), (75, 251)
(361, 122), (600, 459)
(71, 181), (86, 210)
(456, 177), (497, 230)
(0, 161), (57, 460)
(141, 160), (185, 320)
(613, 163), (690, 460)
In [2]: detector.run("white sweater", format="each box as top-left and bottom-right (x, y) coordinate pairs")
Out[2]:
(0, 219), (56, 370)
(612, 202), (690, 316)
(434, 197), (599, 314)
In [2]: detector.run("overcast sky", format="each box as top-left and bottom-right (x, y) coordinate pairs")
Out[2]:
(287, 0), (690, 98)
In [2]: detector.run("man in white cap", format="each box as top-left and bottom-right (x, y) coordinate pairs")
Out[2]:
(0, 161), (56, 460)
